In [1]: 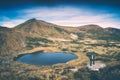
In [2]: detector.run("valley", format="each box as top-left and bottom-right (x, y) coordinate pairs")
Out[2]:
(0, 19), (120, 80)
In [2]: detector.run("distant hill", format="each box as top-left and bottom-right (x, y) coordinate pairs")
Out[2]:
(0, 18), (120, 54)
(62, 24), (120, 41)
(105, 27), (120, 35)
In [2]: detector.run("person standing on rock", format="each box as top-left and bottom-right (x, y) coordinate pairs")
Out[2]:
(90, 53), (95, 66)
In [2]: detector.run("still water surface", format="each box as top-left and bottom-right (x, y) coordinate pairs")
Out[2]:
(16, 52), (77, 66)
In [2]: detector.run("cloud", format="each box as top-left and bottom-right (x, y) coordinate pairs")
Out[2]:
(1, 6), (120, 28)
(21, 7), (82, 20)
(2, 22), (15, 28)
(50, 13), (118, 28)
(20, 6), (120, 28)
(1, 18), (25, 28)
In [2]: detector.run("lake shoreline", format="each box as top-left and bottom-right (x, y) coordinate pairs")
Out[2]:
(14, 46), (88, 67)
(14, 51), (78, 66)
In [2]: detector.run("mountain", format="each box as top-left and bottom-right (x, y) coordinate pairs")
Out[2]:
(15, 18), (70, 38)
(104, 27), (120, 41)
(1, 19), (120, 80)
(105, 27), (120, 34)
(0, 18), (120, 55)
(0, 26), (11, 32)
(0, 26), (26, 56)
(61, 24), (103, 32)
(62, 24), (120, 41)
(0, 19), (70, 54)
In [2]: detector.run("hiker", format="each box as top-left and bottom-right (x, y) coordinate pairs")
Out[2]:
(90, 53), (95, 66)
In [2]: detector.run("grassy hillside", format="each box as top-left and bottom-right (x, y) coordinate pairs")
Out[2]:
(0, 19), (120, 80)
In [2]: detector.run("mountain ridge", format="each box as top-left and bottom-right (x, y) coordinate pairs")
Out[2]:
(0, 18), (120, 54)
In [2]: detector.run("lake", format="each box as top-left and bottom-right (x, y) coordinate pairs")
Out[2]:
(16, 52), (77, 66)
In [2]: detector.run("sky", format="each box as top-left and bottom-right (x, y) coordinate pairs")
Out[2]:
(0, 0), (120, 28)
